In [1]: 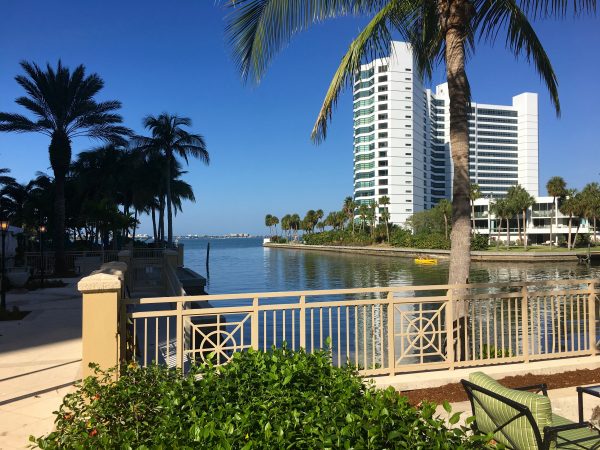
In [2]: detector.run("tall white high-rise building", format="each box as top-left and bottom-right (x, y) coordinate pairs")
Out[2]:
(353, 41), (539, 225)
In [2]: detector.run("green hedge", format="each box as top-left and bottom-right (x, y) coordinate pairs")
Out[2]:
(303, 229), (373, 246)
(33, 348), (492, 449)
(390, 229), (451, 250)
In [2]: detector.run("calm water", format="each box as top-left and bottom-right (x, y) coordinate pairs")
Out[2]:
(180, 238), (600, 294)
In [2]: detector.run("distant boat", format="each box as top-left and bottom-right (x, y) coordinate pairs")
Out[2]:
(414, 257), (438, 265)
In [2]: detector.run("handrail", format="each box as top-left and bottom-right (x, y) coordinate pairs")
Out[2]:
(126, 278), (599, 305)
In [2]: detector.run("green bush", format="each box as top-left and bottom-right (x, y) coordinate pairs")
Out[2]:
(32, 348), (492, 449)
(390, 228), (450, 250)
(471, 233), (489, 251)
(303, 229), (373, 246)
(269, 235), (287, 243)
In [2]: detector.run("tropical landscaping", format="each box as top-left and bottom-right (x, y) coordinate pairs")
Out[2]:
(0, 62), (209, 274)
(265, 178), (600, 252)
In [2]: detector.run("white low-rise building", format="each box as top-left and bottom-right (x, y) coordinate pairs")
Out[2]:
(472, 197), (593, 245)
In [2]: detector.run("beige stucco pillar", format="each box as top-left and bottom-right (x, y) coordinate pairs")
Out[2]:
(78, 263), (126, 379)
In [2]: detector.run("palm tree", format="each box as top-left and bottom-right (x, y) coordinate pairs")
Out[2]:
(265, 214), (274, 236)
(343, 197), (356, 233)
(438, 199), (452, 241)
(379, 195), (391, 242)
(134, 114), (209, 245)
(271, 215), (280, 237)
(469, 184), (481, 232)
(560, 189), (579, 250)
(290, 213), (301, 240)
(357, 204), (369, 232)
(0, 61), (129, 272)
(281, 214), (291, 240)
(546, 176), (567, 249)
(582, 183), (600, 245)
(225, 0), (586, 288)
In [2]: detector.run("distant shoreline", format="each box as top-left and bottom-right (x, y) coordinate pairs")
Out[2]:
(263, 242), (590, 262)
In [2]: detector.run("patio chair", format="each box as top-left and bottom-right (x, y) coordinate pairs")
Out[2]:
(461, 372), (600, 449)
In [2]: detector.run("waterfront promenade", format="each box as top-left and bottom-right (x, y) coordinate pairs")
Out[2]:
(0, 281), (82, 449)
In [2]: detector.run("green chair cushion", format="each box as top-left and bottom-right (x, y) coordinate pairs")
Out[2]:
(469, 371), (552, 449)
(551, 414), (600, 449)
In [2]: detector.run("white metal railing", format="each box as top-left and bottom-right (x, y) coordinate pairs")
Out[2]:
(124, 279), (600, 377)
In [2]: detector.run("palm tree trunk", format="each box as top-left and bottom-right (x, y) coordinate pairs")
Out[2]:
(574, 222), (581, 248)
(497, 219), (501, 248)
(132, 210), (138, 242)
(166, 151), (174, 246)
(471, 201), (475, 231)
(523, 210), (528, 250)
(444, 18), (472, 287)
(158, 196), (165, 243)
(595, 217), (597, 244)
(53, 173), (66, 274)
(549, 198), (554, 249)
(516, 214), (521, 246)
(506, 218), (510, 249)
(151, 206), (157, 242)
(568, 214), (573, 249)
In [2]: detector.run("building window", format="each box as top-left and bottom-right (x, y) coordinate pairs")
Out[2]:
(379, 160), (388, 167)
(378, 170), (388, 176)
(405, 152), (412, 156)
(378, 142), (388, 148)
(407, 199), (412, 203)
(378, 114), (388, 120)
(378, 76), (388, 82)
(378, 95), (388, 101)
(379, 179), (388, 185)
(406, 190), (412, 193)
(379, 65), (388, 72)
(378, 104), (388, 111)
(378, 85), (388, 92)
(378, 151), (387, 157)
(378, 132), (388, 138)
(379, 188), (388, 195)
(406, 162), (412, 165)
(378, 123), (388, 129)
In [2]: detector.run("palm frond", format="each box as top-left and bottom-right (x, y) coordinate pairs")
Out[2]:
(225, 0), (387, 83)
(311, 0), (414, 142)
(475, 0), (561, 114)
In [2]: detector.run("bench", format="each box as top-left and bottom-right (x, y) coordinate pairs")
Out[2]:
(462, 372), (600, 449)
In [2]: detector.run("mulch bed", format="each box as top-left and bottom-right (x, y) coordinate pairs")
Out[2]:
(401, 367), (600, 405)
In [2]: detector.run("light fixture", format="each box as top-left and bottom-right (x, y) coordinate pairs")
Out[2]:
(39, 224), (46, 233)
(0, 219), (9, 232)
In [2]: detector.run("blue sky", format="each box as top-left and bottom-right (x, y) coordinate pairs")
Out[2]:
(0, 1), (598, 235)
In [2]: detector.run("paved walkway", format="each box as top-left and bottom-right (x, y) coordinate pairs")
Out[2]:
(0, 280), (82, 450)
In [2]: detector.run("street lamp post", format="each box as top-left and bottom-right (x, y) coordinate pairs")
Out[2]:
(0, 219), (9, 312)
(39, 224), (46, 289)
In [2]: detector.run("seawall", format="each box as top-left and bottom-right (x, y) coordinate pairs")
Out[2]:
(263, 242), (590, 262)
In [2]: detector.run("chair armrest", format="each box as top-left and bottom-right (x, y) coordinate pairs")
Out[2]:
(514, 383), (548, 396)
(543, 421), (600, 449)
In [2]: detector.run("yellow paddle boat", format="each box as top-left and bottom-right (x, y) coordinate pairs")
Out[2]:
(414, 257), (438, 265)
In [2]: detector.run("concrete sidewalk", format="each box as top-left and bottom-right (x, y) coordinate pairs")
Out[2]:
(0, 280), (82, 450)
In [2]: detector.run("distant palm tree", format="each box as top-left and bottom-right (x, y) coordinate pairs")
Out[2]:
(469, 184), (481, 232)
(438, 199), (452, 241)
(224, 0), (588, 288)
(582, 183), (600, 244)
(271, 215), (280, 237)
(546, 176), (567, 248)
(265, 214), (274, 235)
(343, 197), (356, 233)
(379, 195), (391, 242)
(134, 114), (209, 245)
(0, 61), (129, 272)
(560, 189), (579, 250)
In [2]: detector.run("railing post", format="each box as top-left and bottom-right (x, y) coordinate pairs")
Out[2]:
(251, 297), (259, 350)
(521, 285), (530, 363)
(299, 296), (306, 349)
(387, 291), (395, 376)
(78, 261), (127, 379)
(176, 301), (184, 369)
(589, 281), (597, 356)
(446, 292), (455, 370)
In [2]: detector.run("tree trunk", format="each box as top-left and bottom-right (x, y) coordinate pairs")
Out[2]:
(166, 150), (174, 246)
(574, 222), (581, 248)
(132, 210), (138, 242)
(151, 206), (157, 241)
(595, 217), (597, 244)
(568, 214), (573, 249)
(48, 131), (72, 275)
(471, 201), (475, 232)
(549, 197), (555, 249)
(496, 219), (501, 248)
(517, 213), (522, 246)
(506, 218), (510, 249)
(523, 210), (528, 250)
(158, 197), (165, 243)
(444, 15), (472, 287)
